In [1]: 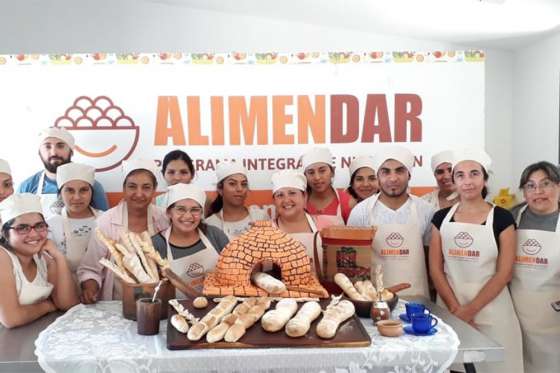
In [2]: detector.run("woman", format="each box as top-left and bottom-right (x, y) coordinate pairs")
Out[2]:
(422, 150), (458, 210)
(510, 161), (560, 373)
(347, 155), (378, 208)
(47, 163), (101, 285)
(0, 159), (14, 210)
(152, 183), (229, 293)
(301, 147), (351, 224)
(429, 149), (523, 373)
(155, 150), (195, 207)
(0, 193), (78, 328)
(206, 161), (269, 240)
(77, 159), (169, 303)
(272, 170), (339, 273)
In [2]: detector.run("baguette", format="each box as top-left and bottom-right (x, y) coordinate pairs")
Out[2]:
(224, 301), (270, 342)
(285, 301), (321, 338)
(261, 298), (298, 332)
(188, 296), (237, 341)
(128, 232), (158, 282)
(354, 281), (369, 300)
(362, 280), (378, 301)
(122, 252), (152, 283)
(251, 272), (286, 295)
(206, 314), (238, 343)
(99, 258), (135, 284)
(316, 299), (355, 339)
(334, 273), (368, 301)
(171, 314), (189, 334)
(96, 229), (125, 270)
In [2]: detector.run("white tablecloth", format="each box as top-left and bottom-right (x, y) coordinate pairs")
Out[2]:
(35, 300), (459, 373)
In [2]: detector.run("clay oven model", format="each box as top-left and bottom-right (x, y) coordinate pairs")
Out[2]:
(203, 221), (328, 298)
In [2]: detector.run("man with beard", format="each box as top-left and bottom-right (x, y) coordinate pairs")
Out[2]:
(18, 127), (108, 218)
(348, 145), (435, 298)
(421, 150), (459, 210)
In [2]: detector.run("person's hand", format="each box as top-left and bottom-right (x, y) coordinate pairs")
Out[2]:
(43, 299), (57, 313)
(453, 304), (477, 324)
(40, 239), (64, 261)
(80, 280), (100, 304)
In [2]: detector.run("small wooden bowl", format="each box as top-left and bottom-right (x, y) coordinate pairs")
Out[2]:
(377, 320), (403, 337)
(350, 293), (399, 318)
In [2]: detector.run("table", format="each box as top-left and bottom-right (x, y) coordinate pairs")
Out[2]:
(0, 297), (503, 373)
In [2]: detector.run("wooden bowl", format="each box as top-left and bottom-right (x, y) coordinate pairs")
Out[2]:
(350, 293), (399, 318)
(377, 319), (403, 337)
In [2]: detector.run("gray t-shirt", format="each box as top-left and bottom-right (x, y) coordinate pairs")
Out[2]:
(511, 203), (559, 232)
(151, 225), (229, 260)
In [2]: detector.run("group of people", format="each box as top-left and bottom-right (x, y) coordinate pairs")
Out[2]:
(0, 126), (558, 373)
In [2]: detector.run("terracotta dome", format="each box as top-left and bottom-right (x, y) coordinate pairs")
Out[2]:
(203, 220), (328, 298)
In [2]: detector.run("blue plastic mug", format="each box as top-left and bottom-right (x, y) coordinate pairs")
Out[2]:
(405, 302), (429, 320)
(411, 313), (438, 334)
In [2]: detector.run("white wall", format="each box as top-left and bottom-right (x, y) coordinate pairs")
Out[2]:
(512, 31), (560, 190)
(0, 1), (514, 193)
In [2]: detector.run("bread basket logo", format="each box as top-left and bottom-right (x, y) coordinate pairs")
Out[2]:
(521, 239), (542, 256)
(454, 232), (474, 248)
(54, 96), (140, 172)
(186, 263), (205, 278)
(385, 232), (404, 248)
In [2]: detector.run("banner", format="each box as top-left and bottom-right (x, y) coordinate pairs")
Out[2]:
(0, 50), (485, 205)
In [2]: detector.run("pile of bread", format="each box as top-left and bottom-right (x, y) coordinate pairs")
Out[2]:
(334, 273), (394, 302)
(170, 295), (355, 342)
(97, 229), (169, 284)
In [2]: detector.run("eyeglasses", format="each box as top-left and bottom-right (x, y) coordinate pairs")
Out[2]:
(9, 222), (49, 235)
(172, 206), (203, 217)
(524, 179), (556, 193)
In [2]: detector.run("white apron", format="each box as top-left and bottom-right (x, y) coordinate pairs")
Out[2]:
(61, 207), (100, 273)
(164, 227), (219, 296)
(214, 208), (263, 239)
(368, 194), (429, 298)
(35, 172), (60, 219)
(278, 213), (322, 274)
(441, 203), (523, 373)
(308, 187), (345, 226)
(511, 205), (560, 373)
(3, 247), (54, 305)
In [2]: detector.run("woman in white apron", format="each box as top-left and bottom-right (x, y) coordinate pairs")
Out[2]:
(429, 149), (523, 373)
(346, 155), (378, 208)
(206, 161), (269, 240)
(155, 150), (195, 207)
(152, 184), (229, 296)
(301, 147), (352, 225)
(421, 150), (458, 210)
(510, 161), (560, 373)
(0, 193), (78, 328)
(0, 159), (14, 209)
(47, 163), (101, 289)
(77, 159), (169, 303)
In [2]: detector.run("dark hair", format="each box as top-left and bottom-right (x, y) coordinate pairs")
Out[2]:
(518, 161), (560, 189)
(305, 165), (335, 194)
(207, 181), (224, 217)
(452, 165), (489, 199)
(57, 184), (94, 207)
(0, 218), (15, 250)
(167, 202), (208, 234)
(162, 150), (195, 177)
(346, 170), (360, 200)
(123, 169), (158, 189)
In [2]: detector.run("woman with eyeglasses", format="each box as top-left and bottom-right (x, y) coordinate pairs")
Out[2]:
(346, 155), (378, 207)
(0, 194), (78, 328)
(0, 159), (14, 206)
(152, 183), (228, 293)
(155, 150), (196, 207)
(206, 161), (269, 240)
(429, 149), (523, 373)
(46, 163), (101, 286)
(77, 160), (169, 303)
(509, 161), (560, 373)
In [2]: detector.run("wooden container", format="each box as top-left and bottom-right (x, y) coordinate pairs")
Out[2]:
(376, 320), (403, 337)
(121, 279), (175, 320)
(136, 298), (161, 335)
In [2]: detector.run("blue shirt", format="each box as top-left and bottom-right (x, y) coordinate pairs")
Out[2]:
(18, 170), (109, 211)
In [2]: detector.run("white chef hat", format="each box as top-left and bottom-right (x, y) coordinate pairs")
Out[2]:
(452, 148), (492, 172)
(56, 162), (95, 188)
(122, 159), (159, 179)
(216, 161), (247, 183)
(300, 147), (334, 171)
(349, 155), (376, 176)
(373, 145), (414, 173)
(0, 159), (11, 176)
(271, 170), (307, 193)
(166, 183), (207, 209)
(38, 127), (75, 150)
(0, 193), (43, 223)
(431, 150), (454, 172)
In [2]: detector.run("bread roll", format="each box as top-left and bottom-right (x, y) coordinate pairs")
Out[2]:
(171, 314), (189, 334)
(316, 300), (355, 339)
(261, 298), (298, 332)
(285, 301), (321, 338)
(193, 297), (208, 309)
(251, 272), (287, 295)
(334, 273), (367, 301)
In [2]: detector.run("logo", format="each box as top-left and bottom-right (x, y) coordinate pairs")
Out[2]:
(521, 239), (542, 256)
(186, 263), (205, 278)
(454, 232), (474, 248)
(385, 232), (404, 248)
(54, 96), (140, 172)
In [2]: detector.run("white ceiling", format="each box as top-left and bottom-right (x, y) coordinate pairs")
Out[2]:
(151, 0), (560, 50)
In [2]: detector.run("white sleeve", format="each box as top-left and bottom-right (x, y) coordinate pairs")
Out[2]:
(414, 198), (436, 246)
(347, 201), (368, 227)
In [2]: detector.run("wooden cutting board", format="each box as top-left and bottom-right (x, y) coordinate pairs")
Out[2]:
(166, 299), (371, 350)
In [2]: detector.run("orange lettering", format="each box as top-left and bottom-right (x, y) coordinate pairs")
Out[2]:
(273, 96), (293, 144)
(154, 96), (185, 145)
(298, 95), (325, 144)
(211, 96), (224, 145)
(228, 96), (268, 145)
(187, 96), (208, 145)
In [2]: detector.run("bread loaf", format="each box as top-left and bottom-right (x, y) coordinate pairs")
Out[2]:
(251, 272), (287, 295)
(316, 299), (355, 339)
(362, 280), (377, 301)
(187, 295), (237, 341)
(206, 314), (238, 343)
(334, 273), (367, 301)
(171, 314), (189, 334)
(285, 301), (321, 337)
(261, 298), (298, 332)
(224, 297), (272, 342)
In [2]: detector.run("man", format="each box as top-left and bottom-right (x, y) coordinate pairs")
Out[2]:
(18, 127), (108, 218)
(348, 145), (435, 298)
(421, 150), (458, 210)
